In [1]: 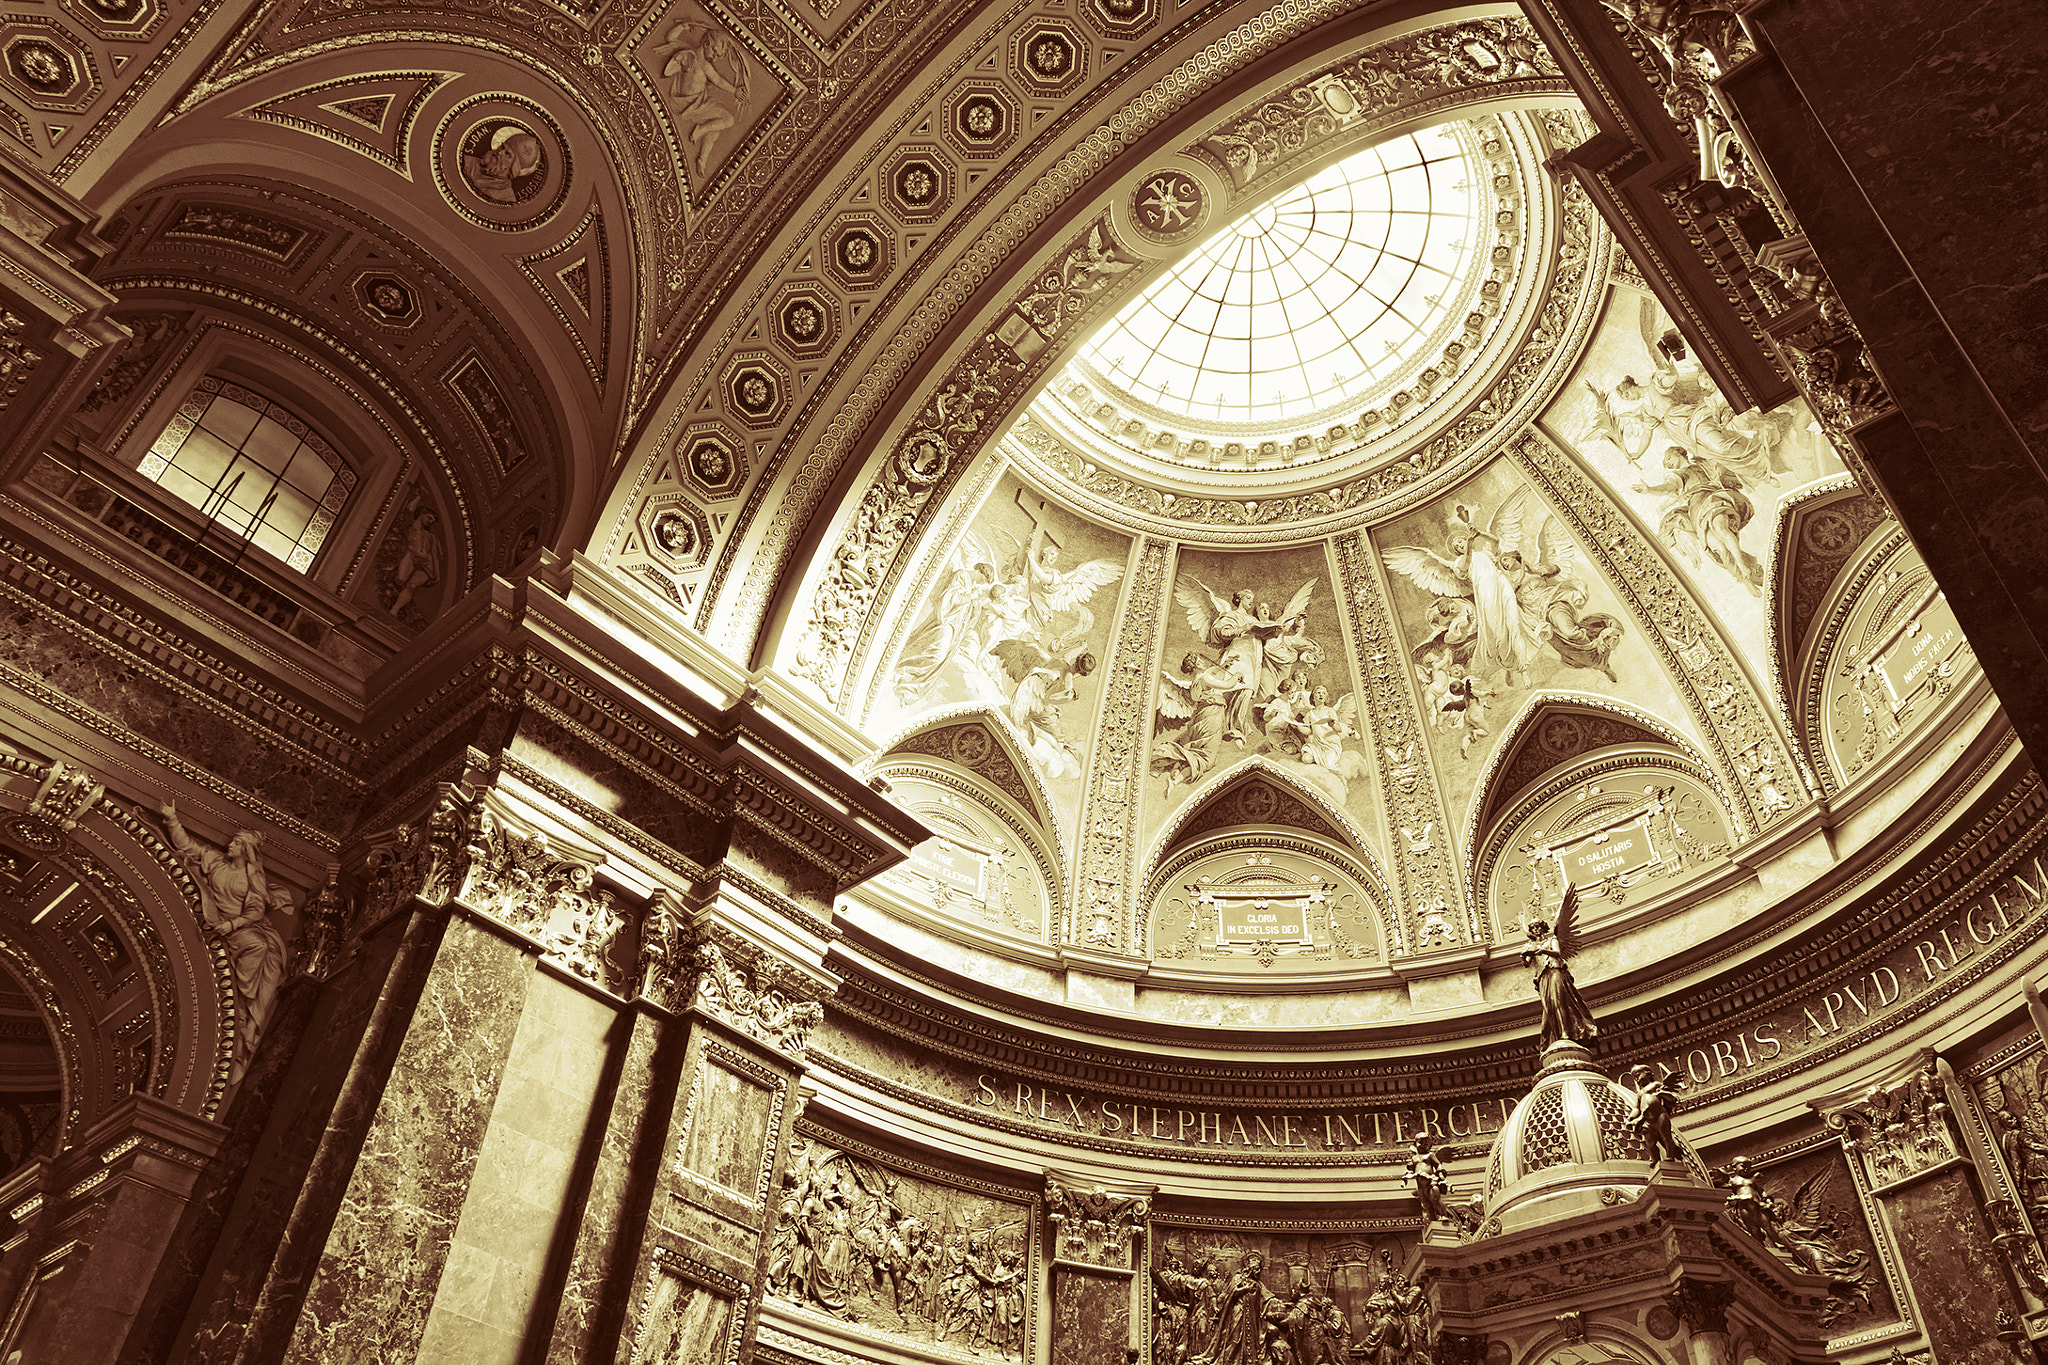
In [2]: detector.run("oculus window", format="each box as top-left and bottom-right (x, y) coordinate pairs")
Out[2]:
(141, 378), (356, 572)
(1074, 125), (1483, 431)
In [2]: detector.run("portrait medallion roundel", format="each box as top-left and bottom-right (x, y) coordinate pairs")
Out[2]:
(434, 93), (572, 232)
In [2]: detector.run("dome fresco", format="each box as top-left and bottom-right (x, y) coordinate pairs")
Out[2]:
(846, 114), (1965, 1007)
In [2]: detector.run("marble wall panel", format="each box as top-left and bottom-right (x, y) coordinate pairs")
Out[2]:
(545, 1012), (678, 1365)
(1052, 1265), (1128, 1365)
(173, 911), (411, 1365)
(1881, 1167), (2019, 1365)
(629, 1267), (735, 1365)
(414, 968), (616, 1363)
(678, 1056), (776, 1196)
(282, 917), (533, 1363)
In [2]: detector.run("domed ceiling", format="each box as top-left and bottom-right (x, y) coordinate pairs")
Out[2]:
(557, 5), (1979, 1015)
(832, 92), (1975, 1002)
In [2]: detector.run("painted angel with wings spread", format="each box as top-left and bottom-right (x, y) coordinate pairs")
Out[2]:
(1174, 577), (1317, 744)
(891, 528), (1122, 718)
(1580, 310), (1797, 488)
(1151, 652), (1245, 790)
(1522, 884), (1598, 1051)
(1384, 489), (1549, 688)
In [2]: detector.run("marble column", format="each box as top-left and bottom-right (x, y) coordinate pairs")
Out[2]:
(1716, 18), (2048, 767)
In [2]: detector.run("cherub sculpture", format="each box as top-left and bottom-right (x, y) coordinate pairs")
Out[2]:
(1624, 1062), (1687, 1163)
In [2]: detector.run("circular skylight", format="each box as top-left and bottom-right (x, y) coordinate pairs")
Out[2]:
(1074, 127), (1483, 430)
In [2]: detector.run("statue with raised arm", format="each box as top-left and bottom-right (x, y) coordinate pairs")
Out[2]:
(159, 799), (293, 1083)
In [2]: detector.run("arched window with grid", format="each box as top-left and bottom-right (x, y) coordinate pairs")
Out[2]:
(139, 377), (357, 572)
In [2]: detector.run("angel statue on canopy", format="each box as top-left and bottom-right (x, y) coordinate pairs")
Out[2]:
(1522, 884), (1598, 1051)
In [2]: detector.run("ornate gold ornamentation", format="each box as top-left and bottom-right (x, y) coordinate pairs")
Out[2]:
(17, 761), (103, 847)
(1072, 539), (1167, 949)
(1332, 532), (1465, 949)
(1045, 1176), (1148, 1268)
(689, 940), (826, 1058)
(1824, 1062), (1959, 1189)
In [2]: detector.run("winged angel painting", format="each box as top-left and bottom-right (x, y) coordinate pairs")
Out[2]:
(892, 521), (1124, 784)
(1151, 566), (1369, 808)
(1381, 483), (1626, 761)
(1545, 291), (1836, 667)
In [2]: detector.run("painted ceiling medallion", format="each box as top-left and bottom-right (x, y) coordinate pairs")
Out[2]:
(432, 93), (571, 232)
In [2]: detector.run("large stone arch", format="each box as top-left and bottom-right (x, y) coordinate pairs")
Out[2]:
(0, 758), (235, 1147)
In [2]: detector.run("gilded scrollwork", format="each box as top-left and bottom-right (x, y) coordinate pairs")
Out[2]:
(14, 761), (104, 849)
(1072, 539), (1167, 949)
(1332, 532), (1465, 951)
(1823, 1061), (1959, 1190)
(688, 940), (826, 1058)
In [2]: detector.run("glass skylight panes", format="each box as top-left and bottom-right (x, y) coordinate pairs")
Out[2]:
(1075, 127), (1482, 428)
(142, 378), (354, 572)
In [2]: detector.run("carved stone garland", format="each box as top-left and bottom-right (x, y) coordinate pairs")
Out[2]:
(1332, 532), (1467, 951)
(1511, 431), (1797, 831)
(1072, 538), (1168, 951)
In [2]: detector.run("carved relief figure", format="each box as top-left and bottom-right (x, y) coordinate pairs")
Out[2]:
(766, 1140), (1028, 1359)
(388, 503), (444, 619)
(159, 800), (293, 1084)
(652, 21), (751, 183)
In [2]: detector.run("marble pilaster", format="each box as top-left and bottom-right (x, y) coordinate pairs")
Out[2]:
(1718, 39), (2048, 769)
(279, 912), (534, 1364)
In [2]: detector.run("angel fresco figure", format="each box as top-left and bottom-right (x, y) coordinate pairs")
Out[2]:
(890, 526), (1122, 783)
(1522, 885), (1598, 1051)
(990, 637), (1097, 780)
(653, 22), (751, 183)
(1175, 577), (1316, 744)
(1581, 318), (1796, 488)
(1384, 490), (1571, 689)
(1292, 686), (1362, 774)
(1153, 652), (1246, 790)
(1634, 445), (1768, 596)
